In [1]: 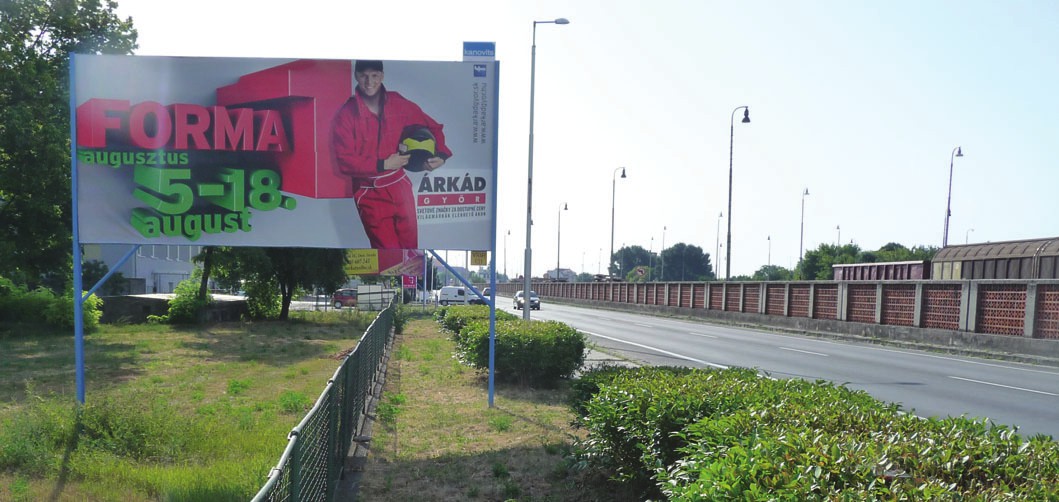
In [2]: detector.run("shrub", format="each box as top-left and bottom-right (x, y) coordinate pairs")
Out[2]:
(245, 278), (280, 320)
(44, 289), (104, 332)
(455, 320), (585, 387)
(574, 366), (1059, 501)
(436, 304), (517, 339)
(392, 304), (408, 334)
(166, 279), (210, 324)
(0, 277), (103, 331)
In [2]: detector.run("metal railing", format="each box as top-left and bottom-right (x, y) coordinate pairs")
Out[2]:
(251, 296), (396, 501)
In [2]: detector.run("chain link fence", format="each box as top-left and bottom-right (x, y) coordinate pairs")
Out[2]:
(251, 296), (395, 501)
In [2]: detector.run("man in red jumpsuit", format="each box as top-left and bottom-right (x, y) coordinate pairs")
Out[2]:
(331, 60), (452, 249)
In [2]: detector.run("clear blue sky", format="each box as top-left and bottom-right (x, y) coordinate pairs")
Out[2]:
(115, 0), (1059, 278)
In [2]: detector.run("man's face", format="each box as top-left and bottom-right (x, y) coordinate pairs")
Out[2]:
(355, 69), (384, 97)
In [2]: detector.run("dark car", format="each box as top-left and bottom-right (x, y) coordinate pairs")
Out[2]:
(469, 287), (492, 305)
(513, 290), (540, 310)
(332, 288), (357, 308)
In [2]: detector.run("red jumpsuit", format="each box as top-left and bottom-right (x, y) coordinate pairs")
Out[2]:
(331, 86), (451, 249)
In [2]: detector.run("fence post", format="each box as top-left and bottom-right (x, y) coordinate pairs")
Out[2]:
(783, 283), (792, 315)
(327, 388), (339, 500)
(759, 283), (767, 314)
(289, 434), (301, 502)
(961, 281), (976, 332)
(875, 283), (884, 324)
(836, 283), (847, 321)
(808, 283), (816, 319)
(1025, 282), (1038, 338)
(913, 282), (924, 327)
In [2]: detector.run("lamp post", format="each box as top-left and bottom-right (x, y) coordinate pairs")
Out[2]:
(556, 202), (567, 281)
(836, 225), (841, 246)
(767, 235), (771, 267)
(610, 166), (626, 278)
(524, 17), (570, 320)
(726, 105), (750, 280)
(715, 211), (723, 278)
(503, 230), (509, 279)
(966, 228), (974, 244)
(799, 188), (809, 262)
(660, 225), (667, 281)
(942, 146), (964, 248)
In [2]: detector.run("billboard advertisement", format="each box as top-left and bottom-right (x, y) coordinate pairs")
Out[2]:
(71, 55), (498, 250)
(344, 249), (424, 276)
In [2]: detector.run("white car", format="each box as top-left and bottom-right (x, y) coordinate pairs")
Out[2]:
(513, 290), (540, 310)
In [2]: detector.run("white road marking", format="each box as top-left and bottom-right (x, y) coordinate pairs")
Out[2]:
(582, 330), (728, 369)
(948, 376), (1057, 396)
(779, 347), (829, 357)
(633, 323), (654, 328)
(687, 331), (718, 339)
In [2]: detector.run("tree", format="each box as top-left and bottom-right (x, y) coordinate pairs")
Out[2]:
(798, 243), (862, 280)
(0, 0), (137, 288)
(81, 258), (126, 295)
(752, 265), (792, 281)
(610, 245), (651, 278)
(659, 243), (714, 281)
(795, 242), (939, 280)
(205, 247), (347, 320)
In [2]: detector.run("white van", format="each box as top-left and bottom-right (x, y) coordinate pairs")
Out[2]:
(437, 286), (469, 306)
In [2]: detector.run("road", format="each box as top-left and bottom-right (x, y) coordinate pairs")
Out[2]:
(505, 297), (1059, 439)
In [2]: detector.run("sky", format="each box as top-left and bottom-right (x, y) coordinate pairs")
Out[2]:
(112, 0), (1059, 278)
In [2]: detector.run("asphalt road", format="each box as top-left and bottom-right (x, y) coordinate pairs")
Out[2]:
(502, 297), (1059, 439)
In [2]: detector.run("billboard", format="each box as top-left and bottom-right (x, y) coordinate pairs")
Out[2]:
(71, 55), (499, 250)
(344, 249), (424, 276)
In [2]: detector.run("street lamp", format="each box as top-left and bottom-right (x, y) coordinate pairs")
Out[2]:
(609, 166), (626, 278)
(799, 188), (809, 262)
(966, 228), (974, 244)
(503, 230), (509, 279)
(942, 146), (964, 248)
(726, 105), (750, 280)
(715, 211), (723, 278)
(556, 202), (567, 281)
(836, 225), (841, 246)
(767, 235), (771, 267)
(524, 17), (570, 320)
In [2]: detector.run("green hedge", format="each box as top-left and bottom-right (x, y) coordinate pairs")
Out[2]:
(575, 366), (1059, 500)
(435, 304), (516, 336)
(0, 276), (103, 332)
(451, 319), (586, 387)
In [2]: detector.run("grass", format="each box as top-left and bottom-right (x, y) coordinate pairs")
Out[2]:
(357, 317), (634, 501)
(0, 309), (375, 501)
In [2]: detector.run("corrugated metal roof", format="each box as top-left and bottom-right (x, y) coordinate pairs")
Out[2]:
(934, 237), (1059, 262)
